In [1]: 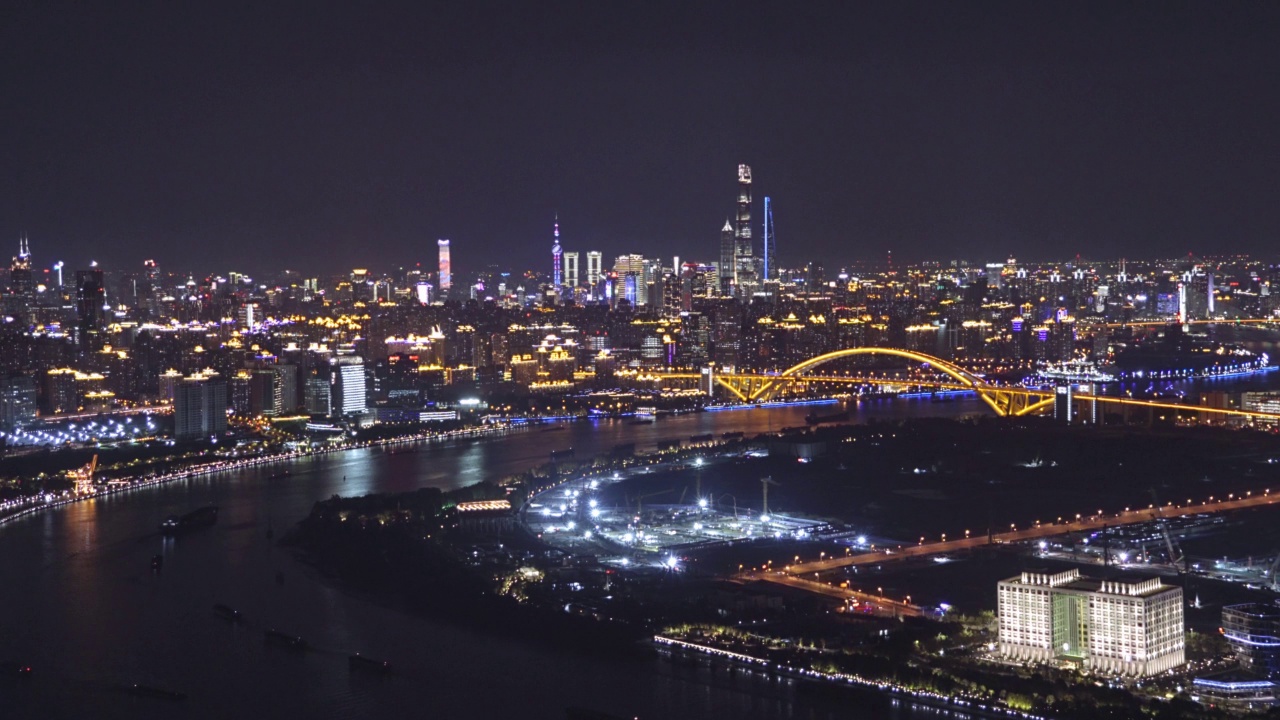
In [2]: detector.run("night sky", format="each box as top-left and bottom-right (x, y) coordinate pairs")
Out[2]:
(3, 1), (1278, 276)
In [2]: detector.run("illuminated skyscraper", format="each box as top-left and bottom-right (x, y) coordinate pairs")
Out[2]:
(733, 164), (756, 295)
(586, 251), (603, 286)
(437, 239), (452, 292)
(7, 236), (34, 324)
(718, 219), (734, 294)
(564, 251), (579, 289)
(762, 196), (775, 281)
(552, 215), (563, 289)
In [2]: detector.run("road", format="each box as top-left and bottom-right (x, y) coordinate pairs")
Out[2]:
(785, 490), (1280, 575)
(738, 571), (925, 617)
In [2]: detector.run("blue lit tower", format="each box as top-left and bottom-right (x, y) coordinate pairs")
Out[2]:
(552, 214), (563, 290)
(762, 197), (775, 281)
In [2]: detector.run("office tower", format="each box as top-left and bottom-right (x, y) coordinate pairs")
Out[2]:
(998, 569), (1184, 677)
(415, 281), (433, 305)
(329, 355), (367, 417)
(1053, 382), (1073, 423)
(304, 376), (331, 416)
(1222, 603), (1280, 678)
(552, 216), (563, 289)
(75, 268), (107, 350)
(586, 251), (603, 287)
(7, 237), (34, 324)
(273, 364), (298, 416)
(614, 255), (648, 306)
(438, 239), (452, 293)
(564, 251), (579, 289)
(762, 197), (775, 281)
(733, 164), (756, 295)
(0, 375), (37, 430)
(719, 219), (735, 294)
(173, 371), (228, 440)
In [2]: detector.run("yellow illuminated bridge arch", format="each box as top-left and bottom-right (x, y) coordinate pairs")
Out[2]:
(727, 348), (1053, 416)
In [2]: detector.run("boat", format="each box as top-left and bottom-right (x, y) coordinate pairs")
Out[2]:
(348, 653), (392, 674)
(264, 629), (308, 650)
(1, 662), (33, 677)
(269, 470), (290, 480)
(150, 554), (163, 571)
(159, 506), (219, 535)
(721, 431), (744, 440)
(805, 409), (850, 425)
(120, 684), (186, 701)
(549, 448), (575, 461)
(689, 433), (714, 443)
(213, 604), (242, 622)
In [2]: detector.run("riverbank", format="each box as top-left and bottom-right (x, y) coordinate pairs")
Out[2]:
(0, 420), (528, 528)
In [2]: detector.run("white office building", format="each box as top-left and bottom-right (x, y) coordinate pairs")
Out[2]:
(330, 356), (367, 417)
(998, 569), (1184, 677)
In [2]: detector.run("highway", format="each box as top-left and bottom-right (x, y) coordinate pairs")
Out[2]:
(785, 489), (1280, 576)
(737, 571), (925, 617)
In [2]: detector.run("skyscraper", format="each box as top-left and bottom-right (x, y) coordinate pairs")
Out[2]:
(75, 268), (107, 351)
(733, 164), (756, 296)
(718, 219), (735, 295)
(586, 251), (603, 287)
(763, 196), (775, 282)
(437, 239), (452, 293)
(330, 355), (367, 417)
(552, 216), (563, 289)
(7, 236), (34, 324)
(173, 371), (228, 440)
(564, 251), (579, 289)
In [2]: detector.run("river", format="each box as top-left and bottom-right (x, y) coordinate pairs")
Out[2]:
(0, 398), (1004, 720)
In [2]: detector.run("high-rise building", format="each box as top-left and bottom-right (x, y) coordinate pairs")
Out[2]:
(0, 375), (37, 430)
(564, 251), (579, 289)
(586, 251), (603, 287)
(437, 239), (452, 293)
(762, 197), (775, 282)
(1222, 603), (1280, 679)
(173, 372), (228, 441)
(552, 216), (563, 290)
(330, 355), (367, 417)
(997, 569), (1184, 677)
(718, 219), (735, 295)
(733, 164), (756, 296)
(7, 237), (34, 324)
(304, 376), (331, 416)
(75, 268), (107, 350)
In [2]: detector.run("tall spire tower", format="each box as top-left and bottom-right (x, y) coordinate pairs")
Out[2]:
(733, 165), (756, 296)
(551, 214), (563, 289)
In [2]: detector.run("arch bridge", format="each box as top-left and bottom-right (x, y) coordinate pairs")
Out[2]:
(710, 348), (1052, 415)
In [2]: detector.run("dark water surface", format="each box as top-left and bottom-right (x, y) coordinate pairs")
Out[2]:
(0, 397), (1109, 719)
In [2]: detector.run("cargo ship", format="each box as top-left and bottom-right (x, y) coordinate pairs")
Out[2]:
(159, 506), (219, 535)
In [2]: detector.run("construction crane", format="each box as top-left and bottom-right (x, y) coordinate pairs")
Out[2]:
(760, 476), (780, 519)
(1268, 551), (1280, 590)
(1149, 487), (1184, 568)
(632, 489), (674, 517)
(72, 455), (98, 495)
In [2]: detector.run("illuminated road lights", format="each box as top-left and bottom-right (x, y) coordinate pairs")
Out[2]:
(697, 497), (708, 509)
(665, 555), (678, 569)
(588, 498), (598, 508)
(759, 514), (770, 523)
(589, 508), (600, 519)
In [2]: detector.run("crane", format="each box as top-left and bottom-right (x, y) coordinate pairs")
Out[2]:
(632, 489), (674, 516)
(1148, 487), (1184, 568)
(760, 476), (780, 519)
(73, 455), (99, 495)
(1267, 551), (1280, 590)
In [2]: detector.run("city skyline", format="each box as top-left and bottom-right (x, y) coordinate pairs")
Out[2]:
(4, 3), (1280, 273)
